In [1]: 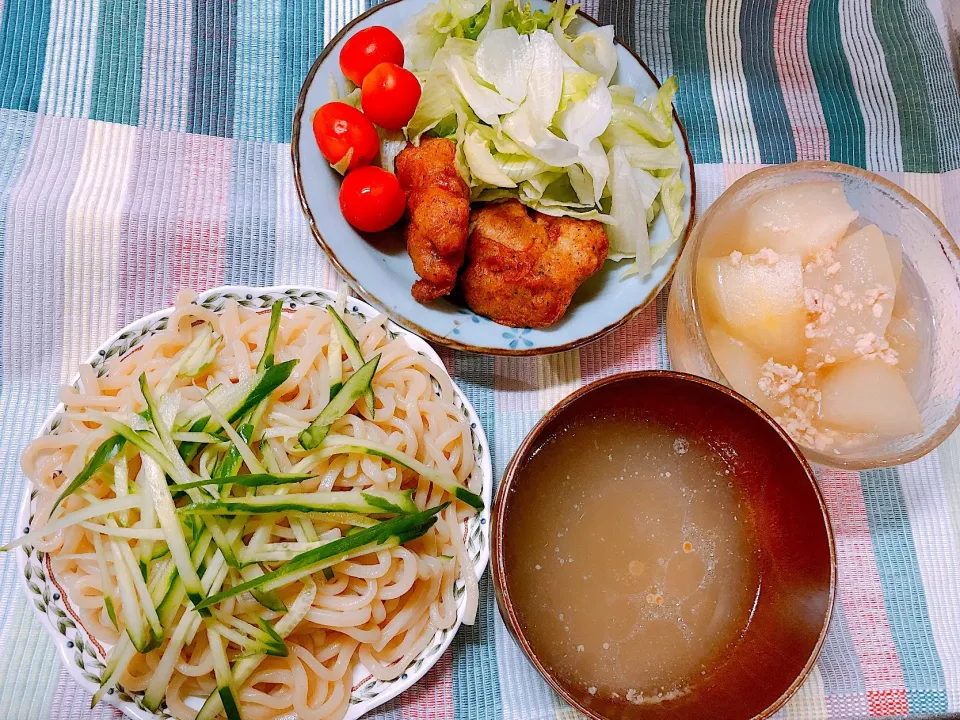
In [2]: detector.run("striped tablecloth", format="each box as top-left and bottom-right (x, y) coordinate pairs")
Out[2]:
(1, 0), (959, 718)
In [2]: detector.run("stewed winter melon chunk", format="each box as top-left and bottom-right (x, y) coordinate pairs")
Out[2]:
(742, 182), (859, 259)
(705, 327), (780, 417)
(804, 224), (896, 362)
(819, 360), (922, 436)
(884, 232), (903, 285)
(698, 252), (807, 364)
(886, 315), (922, 375)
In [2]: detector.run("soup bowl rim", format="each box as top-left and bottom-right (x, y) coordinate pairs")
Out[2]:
(490, 370), (838, 720)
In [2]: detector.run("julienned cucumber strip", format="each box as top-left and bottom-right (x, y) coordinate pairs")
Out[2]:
(178, 359), (297, 463)
(327, 306), (375, 419)
(49, 434), (125, 516)
(212, 422), (253, 482)
(1, 494), (143, 551)
(299, 354), (380, 450)
(227, 359), (298, 426)
(194, 504), (447, 610)
(315, 435), (485, 510)
(208, 626), (242, 720)
(195, 579), (318, 720)
(171, 472), (315, 493)
(259, 301), (283, 372)
(137, 450), (207, 612)
(178, 488), (415, 516)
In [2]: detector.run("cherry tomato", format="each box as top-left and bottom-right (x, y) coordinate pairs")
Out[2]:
(339, 26), (405, 87)
(313, 101), (380, 172)
(339, 166), (406, 233)
(361, 63), (422, 131)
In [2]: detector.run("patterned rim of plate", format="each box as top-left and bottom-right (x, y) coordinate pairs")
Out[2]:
(14, 284), (493, 720)
(290, 0), (697, 357)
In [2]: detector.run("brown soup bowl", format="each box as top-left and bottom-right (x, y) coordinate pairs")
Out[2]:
(492, 371), (837, 720)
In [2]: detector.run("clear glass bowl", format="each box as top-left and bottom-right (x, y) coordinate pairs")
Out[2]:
(666, 162), (960, 469)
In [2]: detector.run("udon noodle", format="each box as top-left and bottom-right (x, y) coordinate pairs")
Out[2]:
(20, 291), (481, 719)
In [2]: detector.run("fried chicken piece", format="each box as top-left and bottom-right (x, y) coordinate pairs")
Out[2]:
(460, 199), (609, 328)
(395, 138), (470, 304)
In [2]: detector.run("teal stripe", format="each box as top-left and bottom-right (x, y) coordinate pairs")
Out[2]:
(870, 0), (960, 172)
(235, 0), (280, 142)
(739, 0), (796, 163)
(861, 467), (948, 714)
(90, 0), (147, 125)
(278, 0), (323, 143)
(869, 0), (939, 172)
(0, 0), (51, 112)
(189, 0), (238, 137)
(806, 0), (867, 167)
(452, 354), (502, 719)
(667, 0), (722, 163)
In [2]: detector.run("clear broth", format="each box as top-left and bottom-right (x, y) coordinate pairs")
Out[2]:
(504, 416), (761, 704)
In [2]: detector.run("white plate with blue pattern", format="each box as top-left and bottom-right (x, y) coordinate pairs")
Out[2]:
(292, 0), (696, 356)
(15, 285), (492, 720)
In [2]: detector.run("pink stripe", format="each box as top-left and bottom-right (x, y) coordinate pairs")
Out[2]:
(579, 304), (659, 381)
(170, 133), (230, 294)
(436, 347), (456, 379)
(819, 469), (909, 716)
(773, 0), (831, 160)
(494, 356), (540, 414)
(399, 648), (454, 720)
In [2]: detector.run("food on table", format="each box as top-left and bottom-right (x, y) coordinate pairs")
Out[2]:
(502, 416), (760, 703)
(697, 181), (927, 451)
(402, 0), (686, 279)
(314, 0), (690, 326)
(361, 62), (423, 131)
(698, 250), (807, 365)
(339, 165), (407, 232)
(5, 294), (483, 720)
(395, 137), (471, 302)
(804, 224), (896, 362)
(313, 101), (381, 172)
(739, 181), (860, 257)
(339, 25), (405, 86)
(460, 199), (608, 327)
(819, 359), (922, 436)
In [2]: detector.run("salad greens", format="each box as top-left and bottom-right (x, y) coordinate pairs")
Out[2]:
(402, 0), (686, 274)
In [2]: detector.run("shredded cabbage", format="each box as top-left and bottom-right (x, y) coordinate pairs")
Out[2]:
(401, 0), (688, 274)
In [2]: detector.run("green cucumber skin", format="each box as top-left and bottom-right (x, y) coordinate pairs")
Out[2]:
(180, 500), (386, 516)
(181, 359), (297, 464)
(250, 588), (287, 613)
(299, 354), (380, 451)
(194, 504), (447, 610)
(218, 686), (243, 720)
(327, 306), (375, 419)
(51, 435), (126, 514)
(104, 597), (119, 629)
(454, 486), (485, 510)
(258, 301), (283, 372)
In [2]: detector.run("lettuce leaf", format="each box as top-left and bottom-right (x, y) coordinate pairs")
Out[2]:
(463, 127), (517, 187)
(475, 27), (531, 103)
(445, 52), (518, 123)
(557, 71), (598, 113)
(606, 146), (651, 272)
(502, 1), (552, 33)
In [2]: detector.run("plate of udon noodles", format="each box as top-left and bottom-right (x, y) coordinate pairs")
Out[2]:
(8, 285), (491, 720)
